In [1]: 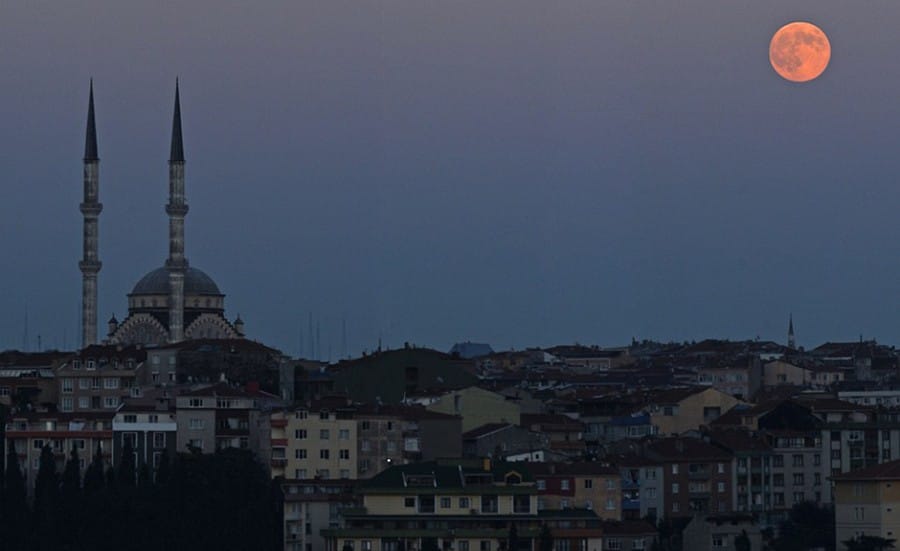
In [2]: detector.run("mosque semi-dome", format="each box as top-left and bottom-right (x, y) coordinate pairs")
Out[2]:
(131, 266), (222, 297)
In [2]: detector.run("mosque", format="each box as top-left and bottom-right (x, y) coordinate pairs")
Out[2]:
(78, 82), (244, 348)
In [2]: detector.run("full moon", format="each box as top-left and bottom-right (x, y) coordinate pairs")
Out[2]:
(769, 22), (831, 82)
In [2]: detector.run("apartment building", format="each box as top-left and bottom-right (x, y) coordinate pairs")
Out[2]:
(267, 404), (358, 480)
(4, 411), (114, 495)
(112, 390), (178, 475)
(529, 462), (622, 520)
(616, 455), (663, 521)
(55, 344), (147, 412)
(644, 437), (734, 518)
(175, 382), (275, 454)
(832, 459), (900, 550)
(282, 479), (356, 551)
(322, 459), (541, 551)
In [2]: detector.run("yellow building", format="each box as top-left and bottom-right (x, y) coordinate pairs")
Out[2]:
(324, 459), (546, 551)
(267, 405), (358, 480)
(424, 386), (521, 433)
(646, 387), (743, 436)
(832, 459), (900, 550)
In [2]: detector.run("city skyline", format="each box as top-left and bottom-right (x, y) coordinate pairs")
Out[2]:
(2, 2), (900, 356)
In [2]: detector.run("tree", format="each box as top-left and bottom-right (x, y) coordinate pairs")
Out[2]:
(843, 536), (896, 551)
(118, 439), (136, 487)
(773, 502), (835, 551)
(60, 445), (82, 547)
(3, 445), (27, 551)
(33, 445), (60, 551)
(508, 523), (520, 551)
(735, 529), (751, 551)
(421, 538), (440, 551)
(83, 442), (105, 495)
(539, 524), (554, 551)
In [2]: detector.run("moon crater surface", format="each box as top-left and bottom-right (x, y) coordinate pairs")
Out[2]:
(769, 22), (831, 83)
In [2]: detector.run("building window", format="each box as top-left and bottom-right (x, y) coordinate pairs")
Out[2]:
(319, 411), (330, 420)
(361, 440), (370, 451)
(459, 542), (469, 551)
(481, 495), (498, 513)
(717, 463), (725, 474)
(606, 498), (616, 510)
(480, 542), (491, 551)
(404, 497), (415, 508)
(79, 378), (90, 390)
(513, 495), (531, 513)
(103, 396), (119, 409)
(536, 479), (546, 490)
(122, 433), (137, 448)
(606, 478), (616, 490)
(295, 429), (307, 440)
(295, 449), (307, 459)
(855, 507), (865, 521)
(319, 429), (330, 440)
(792, 454), (804, 467)
(632, 539), (646, 551)
(583, 479), (593, 489)
(189, 418), (204, 430)
(793, 473), (805, 485)
(459, 497), (470, 509)
(773, 455), (784, 468)
(339, 449), (350, 460)
(717, 482), (725, 493)
(61, 378), (74, 394)
(295, 469), (307, 479)
(440, 497), (451, 508)
(61, 397), (73, 412)
(386, 441), (396, 453)
(339, 429), (350, 440)
(320, 449), (330, 459)
(711, 535), (725, 548)
(561, 480), (570, 490)
(607, 538), (621, 550)
(672, 483), (679, 494)
(360, 420), (370, 430)
(188, 399), (203, 407)
(103, 377), (119, 389)
(339, 469), (350, 479)
(153, 432), (166, 448)
(78, 396), (89, 410)
(295, 411), (308, 420)
(672, 464), (679, 475)
(672, 502), (679, 513)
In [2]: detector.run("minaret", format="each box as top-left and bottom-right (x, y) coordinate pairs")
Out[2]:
(79, 81), (102, 347)
(788, 314), (796, 349)
(166, 80), (188, 342)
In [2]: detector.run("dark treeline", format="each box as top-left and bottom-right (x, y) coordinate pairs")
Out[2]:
(0, 443), (280, 551)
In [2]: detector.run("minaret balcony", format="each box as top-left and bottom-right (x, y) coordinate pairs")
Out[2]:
(79, 260), (102, 273)
(79, 202), (103, 216)
(165, 204), (189, 216)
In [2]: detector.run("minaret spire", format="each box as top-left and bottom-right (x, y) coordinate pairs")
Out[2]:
(80, 80), (102, 347)
(788, 314), (796, 349)
(170, 78), (184, 162)
(166, 80), (189, 342)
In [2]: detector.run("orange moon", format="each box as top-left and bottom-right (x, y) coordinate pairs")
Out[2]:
(769, 22), (831, 82)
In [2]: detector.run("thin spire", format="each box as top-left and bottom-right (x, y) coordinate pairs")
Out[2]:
(789, 313), (794, 334)
(170, 79), (184, 162)
(84, 79), (98, 161)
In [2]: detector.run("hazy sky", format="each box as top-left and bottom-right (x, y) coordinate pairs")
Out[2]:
(2, 1), (899, 357)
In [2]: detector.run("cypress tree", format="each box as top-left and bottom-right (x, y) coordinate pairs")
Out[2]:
(33, 445), (60, 551)
(83, 442), (105, 495)
(3, 445), (27, 551)
(118, 439), (136, 488)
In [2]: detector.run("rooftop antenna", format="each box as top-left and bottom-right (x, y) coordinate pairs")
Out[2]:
(23, 305), (29, 352)
(316, 320), (321, 362)
(342, 315), (347, 359)
(308, 312), (314, 360)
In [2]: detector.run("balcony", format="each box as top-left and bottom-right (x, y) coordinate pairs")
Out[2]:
(271, 418), (288, 428)
(271, 458), (287, 468)
(688, 470), (710, 480)
(271, 438), (288, 447)
(622, 498), (641, 511)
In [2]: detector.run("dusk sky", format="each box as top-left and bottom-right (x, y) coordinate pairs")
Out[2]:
(2, 1), (900, 357)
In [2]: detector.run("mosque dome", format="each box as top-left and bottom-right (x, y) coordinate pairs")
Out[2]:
(130, 266), (222, 296)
